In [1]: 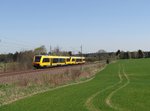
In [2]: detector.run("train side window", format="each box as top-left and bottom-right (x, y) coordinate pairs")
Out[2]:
(43, 58), (50, 63)
(53, 58), (59, 63)
(77, 59), (81, 62)
(60, 58), (65, 63)
(67, 58), (70, 62)
(72, 59), (75, 61)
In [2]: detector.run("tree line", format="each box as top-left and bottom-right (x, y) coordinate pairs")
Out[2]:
(0, 45), (73, 63)
(0, 46), (149, 72)
(0, 45), (72, 71)
(116, 49), (150, 59)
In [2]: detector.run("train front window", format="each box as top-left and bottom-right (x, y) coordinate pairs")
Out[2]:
(34, 56), (41, 62)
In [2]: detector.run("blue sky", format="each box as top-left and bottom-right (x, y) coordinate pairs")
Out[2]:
(0, 0), (150, 54)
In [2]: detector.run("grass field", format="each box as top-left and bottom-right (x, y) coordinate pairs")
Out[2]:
(0, 59), (150, 111)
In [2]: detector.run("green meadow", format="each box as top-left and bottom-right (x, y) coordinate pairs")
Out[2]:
(0, 59), (150, 111)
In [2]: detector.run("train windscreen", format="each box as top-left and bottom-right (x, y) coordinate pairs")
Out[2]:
(34, 56), (41, 62)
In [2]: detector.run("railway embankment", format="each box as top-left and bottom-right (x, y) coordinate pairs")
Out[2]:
(0, 62), (106, 106)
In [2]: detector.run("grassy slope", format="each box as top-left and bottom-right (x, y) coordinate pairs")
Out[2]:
(0, 59), (150, 111)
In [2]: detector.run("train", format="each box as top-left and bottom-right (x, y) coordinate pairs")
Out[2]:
(33, 55), (85, 68)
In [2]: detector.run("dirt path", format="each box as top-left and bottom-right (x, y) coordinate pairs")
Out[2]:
(85, 64), (130, 111)
(85, 65), (123, 111)
(105, 65), (130, 111)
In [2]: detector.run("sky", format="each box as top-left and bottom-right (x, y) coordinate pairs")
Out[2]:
(0, 0), (150, 54)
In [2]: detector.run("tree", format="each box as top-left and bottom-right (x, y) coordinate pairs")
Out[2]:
(131, 51), (138, 59)
(7, 53), (14, 62)
(121, 51), (131, 59)
(51, 46), (61, 55)
(116, 50), (121, 56)
(106, 59), (110, 64)
(13, 52), (19, 62)
(16, 50), (35, 70)
(127, 51), (131, 59)
(138, 49), (144, 58)
(34, 45), (47, 55)
(119, 51), (125, 59)
(97, 49), (107, 61)
(116, 50), (121, 59)
(68, 51), (72, 56)
(98, 49), (106, 53)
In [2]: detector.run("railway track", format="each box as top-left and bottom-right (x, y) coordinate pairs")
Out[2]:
(0, 69), (42, 77)
(0, 63), (99, 78)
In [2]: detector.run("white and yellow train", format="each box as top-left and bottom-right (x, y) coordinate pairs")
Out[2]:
(33, 55), (85, 68)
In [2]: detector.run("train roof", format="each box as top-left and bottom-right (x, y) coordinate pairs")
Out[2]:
(34, 55), (85, 58)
